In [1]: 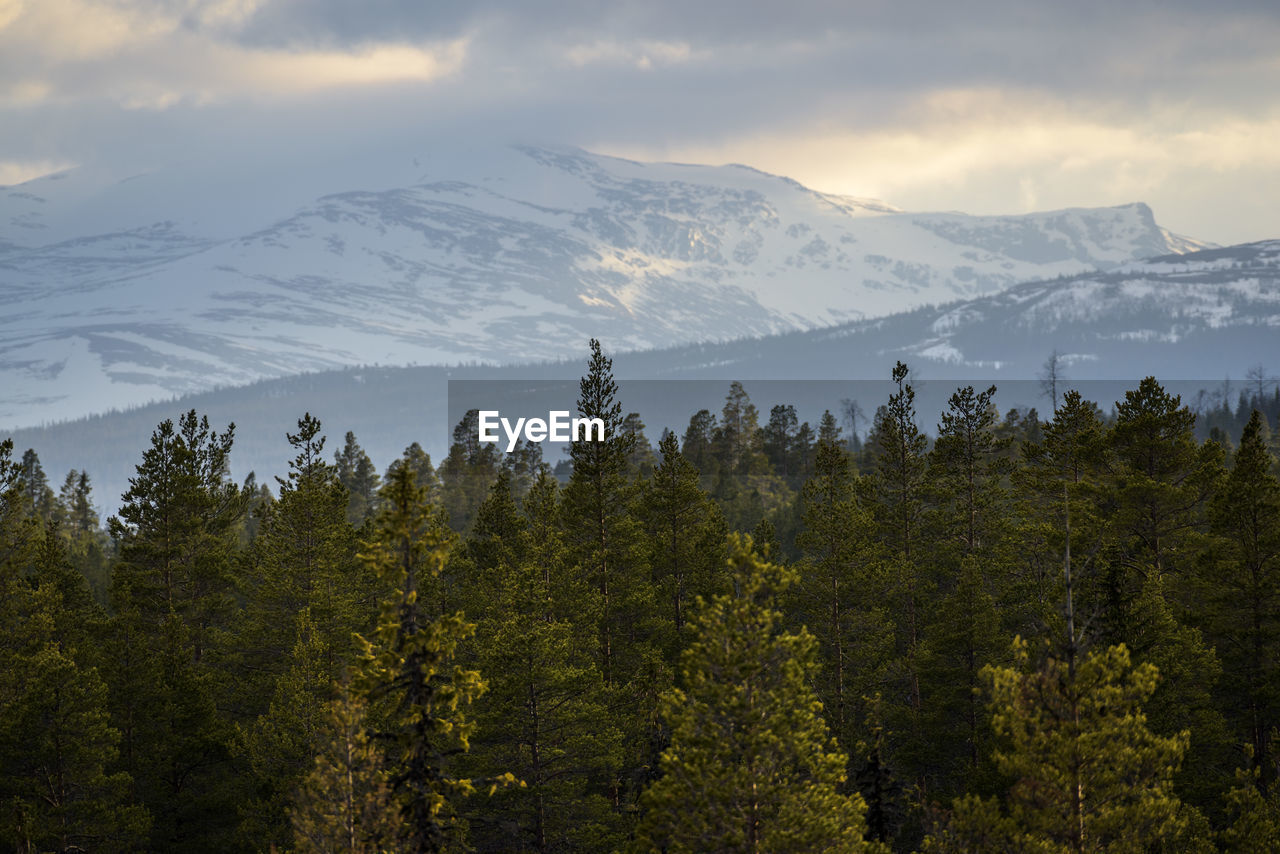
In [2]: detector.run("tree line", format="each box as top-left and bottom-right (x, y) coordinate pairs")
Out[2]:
(1, 339), (1279, 852)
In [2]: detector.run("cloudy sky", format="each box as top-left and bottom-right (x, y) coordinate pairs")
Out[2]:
(2, 0), (1278, 245)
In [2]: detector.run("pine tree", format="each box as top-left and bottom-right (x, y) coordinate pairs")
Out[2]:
(236, 609), (338, 848)
(439, 410), (501, 532)
(868, 362), (929, 665)
(634, 535), (881, 853)
(1016, 390), (1108, 614)
(928, 384), (1007, 557)
(1218, 762), (1280, 853)
(1196, 410), (1280, 790)
(931, 638), (1195, 853)
(817, 409), (842, 446)
(1107, 378), (1220, 580)
(335, 430), (382, 526)
(636, 432), (727, 651)
(0, 499), (149, 852)
(232, 414), (373, 846)
(917, 384), (1011, 791)
(390, 442), (441, 496)
(0, 636), (150, 852)
(793, 437), (892, 774)
(1100, 379), (1229, 803)
(356, 461), (488, 851)
(55, 468), (111, 601)
(17, 448), (57, 521)
(560, 339), (651, 687)
(559, 340), (662, 823)
(763, 404), (800, 483)
(291, 684), (401, 853)
(680, 409), (719, 483)
(715, 381), (765, 475)
(103, 410), (246, 851)
(461, 473), (626, 852)
(622, 412), (657, 476)
(865, 362), (931, 792)
(240, 414), (365, 673)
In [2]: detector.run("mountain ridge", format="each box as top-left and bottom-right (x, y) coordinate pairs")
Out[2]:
(5, 238), (1275, 516)
(0, 144), (1206, 427)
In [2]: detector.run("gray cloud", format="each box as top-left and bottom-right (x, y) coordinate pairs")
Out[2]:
(1, 0), (1278, 244)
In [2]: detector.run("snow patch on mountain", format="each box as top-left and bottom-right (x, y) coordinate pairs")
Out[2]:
(0, 144), (1210, 428)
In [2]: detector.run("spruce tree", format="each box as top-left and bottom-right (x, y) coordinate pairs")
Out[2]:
(0, 490), (148, 852)
(335, 430), (382, 526)
(0, 630), (150, 851)
(763, 404), (800, 483)
(1016, 390), (1108, 613)
(793, 436), (891, 774)
(560, 339), (651, 687)
(239, 413), (364, 674)
(54, 468), (111, 602)
(1100, 379), (1229, 803)
(103, 410), (246, 851)
(865, 363), (931, 795)
(715, 381), (765, 475)
(461, 473), (626, 852)
(636, 431), (727, 651)
(680, 409), (719, 484)
(233, 414), (371, 847)
(17, 448), (57, 521)
(356, 461), (487, 851)
(439, 410), (501, 532)
(635, 535), (881, 853)
(917, 384), (1011, 791)
(868, 362), (929, 669)
(622, 412), (657, 476)
(1196, 410), (1280, 790)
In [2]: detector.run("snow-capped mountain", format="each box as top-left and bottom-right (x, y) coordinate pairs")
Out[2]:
(1, 144), (1206, 428)
(6, 240), (1275, 514)
(621, 239), (1280, 382)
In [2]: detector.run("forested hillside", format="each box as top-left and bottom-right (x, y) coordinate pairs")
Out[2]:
(2, 342), (1279, 852)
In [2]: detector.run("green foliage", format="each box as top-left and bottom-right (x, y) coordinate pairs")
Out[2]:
(439, 410), (501, 533)
(357, 461), (488, 851)
(236, 609), (336, 848)
(1195, 410), (1280, 790)
(232, 414), (373, 847)
(292, 684), (400, 853)
(636, 431), (728, 652)
(916, 384), (1014, 794)
(335, 430), (382, 526)
(1218, 762), (1280, 853)
(793, 437), (892, 772)
(103, 410), (247, 851)
(0, 496), (148, 852)
(462, 473), (626, 851)
(560, 339), (652, 687)
(1098, 379), (1230, 805)
(956, 638), (1193, 853)
(635, 535), (882, 853)
(6, 362), (1280, 849)
(238, 414), (366, 669)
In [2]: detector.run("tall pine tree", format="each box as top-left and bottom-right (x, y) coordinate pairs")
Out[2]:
(635, 535), (881, 853)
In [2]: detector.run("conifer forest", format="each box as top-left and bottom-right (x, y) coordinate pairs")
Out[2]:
(4, 341), (1280, 853)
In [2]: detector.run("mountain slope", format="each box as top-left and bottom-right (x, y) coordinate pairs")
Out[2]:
(6, 240), (1274, 515)
(0, 144), (1205, 427)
